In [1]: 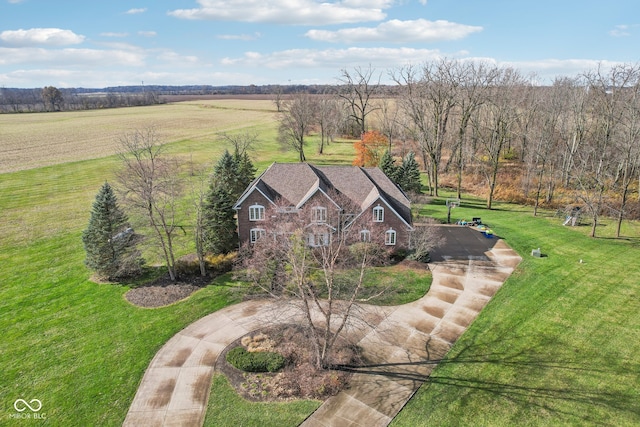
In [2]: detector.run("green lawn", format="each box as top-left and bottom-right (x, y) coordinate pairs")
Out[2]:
(2, 102), (639, 426)
(392, 196), (640, 426)
(203, 375), (321, 427)
(0, 113), (357, 425)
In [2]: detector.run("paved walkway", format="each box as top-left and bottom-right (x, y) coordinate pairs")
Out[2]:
(124, 230), (521, 427)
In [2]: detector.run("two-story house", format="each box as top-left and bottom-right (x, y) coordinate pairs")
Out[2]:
(233, 162), (413, 249)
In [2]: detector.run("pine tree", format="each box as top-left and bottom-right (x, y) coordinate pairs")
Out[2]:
(202, 184), (238, 254)
(82, 182), (141, 279)
(379, 150), (399, 183)
(235, 150), (257, 191)
(201, 150), (255, 254)
(398, 152), (422, 194)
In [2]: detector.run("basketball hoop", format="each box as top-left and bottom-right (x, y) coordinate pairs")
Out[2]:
(446, 198), (460, 224)
(446, 198), (460, 208)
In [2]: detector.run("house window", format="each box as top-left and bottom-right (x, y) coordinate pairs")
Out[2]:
(385, 229), (397, 246)
(308, 232), (330, 247)
(373, 205), (384, 222)
(312, 207), (327, 223)
(249, 205), (265, 221)
(360, 230), (371, 242)
(250, 228), (266, 243)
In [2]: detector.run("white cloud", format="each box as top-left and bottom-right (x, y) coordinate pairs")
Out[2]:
(168, 0), (388, 25)
(491, 58), (624, 83)
(7, 0), (25, 3)
(138, 31), (157, 37)
(0, 28), (85, 47)
(126, 8), (147, 15)
(0, 47), (145, 67)
(101, 32), (129, 38)
(155, 51), (200, 65)
(609, 24), (634, 37)
(306, 19), (482, 43)
(0, 67), (258, 89)
(217, 32), (262, 41)
(221, 46), (444, 71)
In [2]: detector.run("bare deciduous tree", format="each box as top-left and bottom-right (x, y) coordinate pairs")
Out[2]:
(472, 67), (526, 209)
(529, 79), (566, 216)
(610, 65), (640, 237)
(315, 94), (344, 154)
(450, 61), (497, 199)
(278, 92), (316, 162)
(240, 195), (393, 369)
(337, 65), (381, 137)
(575, 64), (639, 237)
(117, 127), (183, 281)
(394, 59), (460, 196)
(217, 130), (258, 157)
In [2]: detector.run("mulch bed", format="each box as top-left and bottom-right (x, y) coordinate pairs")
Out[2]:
(124, 273), (212, 308)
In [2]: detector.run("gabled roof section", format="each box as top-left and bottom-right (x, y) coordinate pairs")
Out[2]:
(361, 167), (412, 225)
(234, 162), (412, 227)
(315, 165), (412, 226)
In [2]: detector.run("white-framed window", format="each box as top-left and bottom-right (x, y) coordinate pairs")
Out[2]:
(308, 232), (330, 247)
(312, 206), (327, 223)
(250, 228), (266, 243)
(373, 205), (384, 222)
(249, 204), (265, 221)
(360, 230), (371, 242)
(385, 229), (397, 246)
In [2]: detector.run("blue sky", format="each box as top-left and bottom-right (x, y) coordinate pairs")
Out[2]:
(0, 0), (638, 88)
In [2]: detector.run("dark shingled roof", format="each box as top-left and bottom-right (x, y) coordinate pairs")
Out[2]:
(234, 162), (412, 227)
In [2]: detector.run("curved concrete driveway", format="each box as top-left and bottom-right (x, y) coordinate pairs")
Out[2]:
(124, 227), (521, 427)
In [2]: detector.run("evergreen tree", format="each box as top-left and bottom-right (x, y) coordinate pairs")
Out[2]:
(202, 183), (238, 254)
(215, 150), (243, 195)
(82, 182), (141, 279)
(379, 150), (399, 183)
(201, 150), (255, 254)
(235, 150), (257, 191)
(398, 152), (422, 194)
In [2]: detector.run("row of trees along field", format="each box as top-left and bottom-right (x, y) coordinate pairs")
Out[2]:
(276, 61), (640, 238)
(0, 86), (162, 112)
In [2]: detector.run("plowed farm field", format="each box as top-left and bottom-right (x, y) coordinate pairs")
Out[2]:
(0, 99), (276, 173)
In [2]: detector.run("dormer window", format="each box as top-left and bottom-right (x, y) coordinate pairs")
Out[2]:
(373, 205), (384, 222)
(249, 205), (265, 221)
(312, 206), (327, 223)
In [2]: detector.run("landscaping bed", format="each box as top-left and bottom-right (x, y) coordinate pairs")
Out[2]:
(217, 325), (360, 402)
(124, 273), (212, 307)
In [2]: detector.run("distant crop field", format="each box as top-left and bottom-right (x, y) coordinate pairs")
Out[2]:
(0, 99), (277, 173)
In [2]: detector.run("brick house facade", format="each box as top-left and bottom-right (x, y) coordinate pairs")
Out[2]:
(233, 162), (413, 249)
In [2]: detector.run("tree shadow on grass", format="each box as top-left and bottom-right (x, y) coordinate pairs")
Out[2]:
(334, 335), (640, 425)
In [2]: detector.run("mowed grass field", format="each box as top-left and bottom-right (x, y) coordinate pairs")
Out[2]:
(1, 100), (639, 426)
(393, 199), (640, 426)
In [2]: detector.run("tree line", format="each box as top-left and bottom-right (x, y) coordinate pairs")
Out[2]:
(275, 61), (640, 238)
(0, 87), (162, 113)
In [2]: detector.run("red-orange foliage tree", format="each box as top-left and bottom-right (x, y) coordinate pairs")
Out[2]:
(352, 130), (388, 167)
